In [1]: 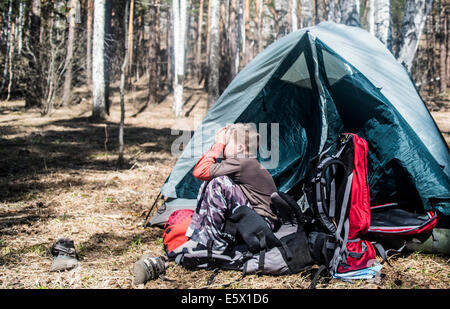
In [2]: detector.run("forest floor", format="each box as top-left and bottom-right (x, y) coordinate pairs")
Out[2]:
(0, 78), (449, 289)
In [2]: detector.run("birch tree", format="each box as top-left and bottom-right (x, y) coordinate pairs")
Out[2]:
(0, 0), (13, 95)
(301, 0), (313, 27)
(207, 0), (220, 109)
(86, 0), (93, 86)
(327, 0), (339, 22)
(396, 0), (433, 72)
(25, 0), (42, 108)
(339, 0), (361, 27)
(291, 0), (299, 31)
(92, 0), (109, 120)
(172, 0), (188, 117)
(368, 0), (392, 51)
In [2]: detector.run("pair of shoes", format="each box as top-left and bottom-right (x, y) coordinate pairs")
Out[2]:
(50, 238), (79, 272)
(133, 254), (167, 285)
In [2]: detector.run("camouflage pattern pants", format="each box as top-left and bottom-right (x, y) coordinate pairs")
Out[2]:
(186, 176), (252, 251)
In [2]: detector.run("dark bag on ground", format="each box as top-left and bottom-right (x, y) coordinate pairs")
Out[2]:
(174, 192), (315, 276)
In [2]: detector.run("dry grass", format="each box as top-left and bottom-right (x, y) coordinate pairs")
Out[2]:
(0, 80), (449, 289)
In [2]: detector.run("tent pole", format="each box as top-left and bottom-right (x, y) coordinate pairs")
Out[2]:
(142, 191), (162, 228)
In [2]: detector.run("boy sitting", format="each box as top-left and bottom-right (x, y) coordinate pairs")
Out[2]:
(133, 123), (280, 284)
(183, 123), (279, 253)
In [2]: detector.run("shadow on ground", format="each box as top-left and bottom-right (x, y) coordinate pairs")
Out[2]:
(0, 113), (186, 201)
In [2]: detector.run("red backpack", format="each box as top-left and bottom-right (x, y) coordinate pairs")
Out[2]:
(303, 133), (439, 283)
(303, 133), (376, 276)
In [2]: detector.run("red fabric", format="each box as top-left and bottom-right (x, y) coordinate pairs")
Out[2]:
(192, 143), (225, 181)
(339, 134), (375, 273)
(338, 240), (377, 273)
(348, 133), (371, 240)
(162, 209), (194, 253)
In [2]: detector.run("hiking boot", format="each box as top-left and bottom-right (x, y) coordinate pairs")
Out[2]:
(50, 238), (79, 272)
(133, 254), (167, 285)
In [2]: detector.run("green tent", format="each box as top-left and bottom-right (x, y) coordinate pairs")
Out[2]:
(150, 22), (450, 227)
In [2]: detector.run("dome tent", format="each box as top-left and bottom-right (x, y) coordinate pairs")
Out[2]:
(149, 22), (450, 227)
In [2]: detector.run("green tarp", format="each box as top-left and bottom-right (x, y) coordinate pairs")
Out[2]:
(151, 22), (450, 227)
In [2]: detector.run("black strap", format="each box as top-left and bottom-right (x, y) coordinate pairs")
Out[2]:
(372, 241), (398, 267)
(257, 231), (267, 275)
(206, 239), (214, 269)
(206, 268), (220, 287)
(431, 230), (439, 253)
(309, 265), (328, 289)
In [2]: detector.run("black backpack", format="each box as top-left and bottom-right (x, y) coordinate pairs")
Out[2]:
(173, 191), (315, 277)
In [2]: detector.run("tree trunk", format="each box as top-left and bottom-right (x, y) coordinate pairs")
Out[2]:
(439, 2), (447, 92)
(62, 0), (78, 107)
(172, 0), (188, 117)
(229, 0), (239, 78)
(396, 0), (433, 72)
(291, 0), (299, 31)
(128, 0), (135, 74)
(119, 0), (130, 167)
(206, 0), (212, 68)
(447, 4), (450, 89)
(196, 0), (205, 83)
(243, 0), (250, 65)
(0, 0), (12, 95)
(207, 0), (221, 109)
(256, 0), (264, 53)
(18, 0), (24, 55)
(372, 0), (392, 51)
(339, 0), (361, 27)
(25, 0), (42, 108)
(167, 7), (173, 91)
(300, 0), (313, 27)
(148, 0), (160, 105)
(86, 0), (93, 86)
(92, 0), (108, 120)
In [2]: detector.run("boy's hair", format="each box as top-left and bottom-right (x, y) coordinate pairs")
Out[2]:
(227, 123), (259, 157)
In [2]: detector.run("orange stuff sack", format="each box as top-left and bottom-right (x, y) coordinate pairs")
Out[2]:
(162, 209), (194, 256)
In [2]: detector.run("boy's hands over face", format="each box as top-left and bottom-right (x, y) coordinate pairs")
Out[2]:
(215, 125), (231, 145)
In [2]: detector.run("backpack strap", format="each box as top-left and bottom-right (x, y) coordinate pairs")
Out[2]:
(309, 264), (328, 289)
(256, 231), (267, 275)
(431, 230), (439, 253)
(314, 158), (348, 234)
(328, 173), (353, 274)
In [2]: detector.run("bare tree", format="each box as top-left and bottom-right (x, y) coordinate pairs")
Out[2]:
(196, 0), (205, 82)
(91, 0), (110, 120)
(172, 0), (189, 117)
(148, 0), (160, 105)
(300, 0), (313, 27)
(439, 1), (447, 91)
(368, 0), (392, 51)
(396, 0), (433, 72)
(62, 0), (79, 107)
(207, 0), (221, 109)
(86, 0), (93, 86)
(339, 0), (361, 27)
(291, 0), (299, 31)
(25, 0), (42, 108)
(0, 0), (13, 96)
(119, 0), (130, 167)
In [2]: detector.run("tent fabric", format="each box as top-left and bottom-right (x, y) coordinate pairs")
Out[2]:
(152, 22), (450, 226)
